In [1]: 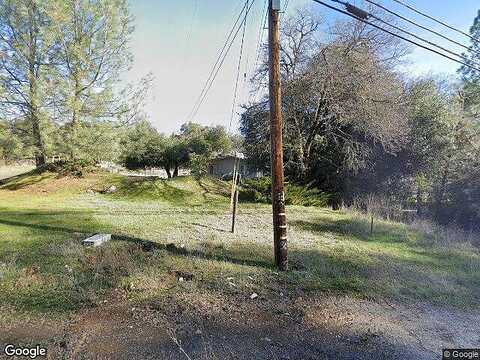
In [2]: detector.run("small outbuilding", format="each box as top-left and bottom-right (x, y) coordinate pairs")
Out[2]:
(208, 152), (263, 179)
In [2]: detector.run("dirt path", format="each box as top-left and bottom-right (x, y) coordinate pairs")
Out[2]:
(3, 289), (478, 360)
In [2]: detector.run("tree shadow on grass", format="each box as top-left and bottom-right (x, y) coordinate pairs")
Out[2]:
(0, 170), (56, 190)
(191, 222), (231, 234)
(0, 209), (122, 313)
(1, 209), (478, 313)
(290, 217), (409, 244)
(196, 177), (230, 198)
(0, 212), (403, 301)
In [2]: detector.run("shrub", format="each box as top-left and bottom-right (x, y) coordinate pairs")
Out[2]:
(189, 153), (211, 179)
(239, 177), (330, 207)
(37, 159), (96, 177)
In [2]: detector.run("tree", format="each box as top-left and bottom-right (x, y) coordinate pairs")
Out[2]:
(121, 122), (233, 179)
(121, 120), (160, 168)
(243, 12), (409, 195)
(175, 122), (232, 177)
(0, 120), (24, 162)
(459, 9), (480, 116)
(354, 77), (480, 230)
(189, 153), (210, 180)
(0, 0), (55, 166)
(48, 0), (135, 159)
(121, 122), (184, 178)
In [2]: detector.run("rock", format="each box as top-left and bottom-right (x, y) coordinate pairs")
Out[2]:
(105, 185), (117, 193)
(169, 270), (194, 281)
(82, 233), (111, 247)
(250, 293), (258, 300)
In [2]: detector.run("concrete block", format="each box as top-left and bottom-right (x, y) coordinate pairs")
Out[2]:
(82, 233), (111, 247)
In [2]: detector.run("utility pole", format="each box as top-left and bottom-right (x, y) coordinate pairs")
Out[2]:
(268, 0), (288, 271)
(231, 172), (240, 233)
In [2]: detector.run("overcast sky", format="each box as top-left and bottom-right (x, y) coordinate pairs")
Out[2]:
(125, 0), (479, 134)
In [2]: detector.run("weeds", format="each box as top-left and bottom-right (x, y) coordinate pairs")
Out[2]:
(0, 171), (478, 315)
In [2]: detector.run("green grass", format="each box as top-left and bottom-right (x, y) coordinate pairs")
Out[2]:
(0, 170), (478, 317)
(108, 175), (231, 208)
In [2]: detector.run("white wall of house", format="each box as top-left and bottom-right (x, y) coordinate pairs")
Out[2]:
(209, 157), (241, 177)
(209, 157), (262, 179)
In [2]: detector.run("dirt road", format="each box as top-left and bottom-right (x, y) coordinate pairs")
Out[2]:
(2, 288), (478, 359)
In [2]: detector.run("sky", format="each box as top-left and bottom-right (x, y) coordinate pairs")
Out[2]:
(125, 0), (480, 134)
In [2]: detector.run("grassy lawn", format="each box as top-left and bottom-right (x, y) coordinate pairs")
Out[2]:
(0, 169), (479, 319)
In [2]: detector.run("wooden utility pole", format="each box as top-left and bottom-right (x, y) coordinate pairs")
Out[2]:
(231, 172), (240, 233)
(268, 0), (288, 271)
(230, 155), (238, 210)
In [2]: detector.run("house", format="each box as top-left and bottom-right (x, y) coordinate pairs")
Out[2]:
(208, 152), (263, 179)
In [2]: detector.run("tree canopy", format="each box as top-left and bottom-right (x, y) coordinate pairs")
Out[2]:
(121, 122), (233, 178)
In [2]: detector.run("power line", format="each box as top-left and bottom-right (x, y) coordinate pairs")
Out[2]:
(283, 0), (291, 17)
(362, 0), (480, 57)
(181, 0), (199, 71)
(188, 1), (248, 120)
(253, 0), (268, 74)
(331, 0), (480, 67)
(188, 1), (252, 121)
(310, 0), (480, 73)
(250, 0), (269, 103)
(189, 1), (257, 121)
(391, 0), (480, 45)
(229, 0), (250, 133)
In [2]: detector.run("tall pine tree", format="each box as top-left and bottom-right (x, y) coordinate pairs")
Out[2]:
(0, 0), (55, 166)
(459, 9), (480, 116)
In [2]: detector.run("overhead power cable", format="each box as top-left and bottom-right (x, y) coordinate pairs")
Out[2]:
(391, 0), (480, 45)
(188, 1), (255, 121)
(253, 0), (268, 72)
(311, 0), (480, 73)
(283, 0), (291, 17)
(229, 0), (250, 133)
(181, 0), (199, 72)
(250, 0), (269, 103)
(362, 0), (480, 57)
(188, 1), (248, 120)
(331, 0), (480, 67)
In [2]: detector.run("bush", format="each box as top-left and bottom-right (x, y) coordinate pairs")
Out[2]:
(239, 177), (330, 207)
(37, 159), (96, 177)
(190, 153), (211, 179)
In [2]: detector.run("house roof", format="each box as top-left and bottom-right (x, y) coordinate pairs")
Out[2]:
(212, 151), (245, 161)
